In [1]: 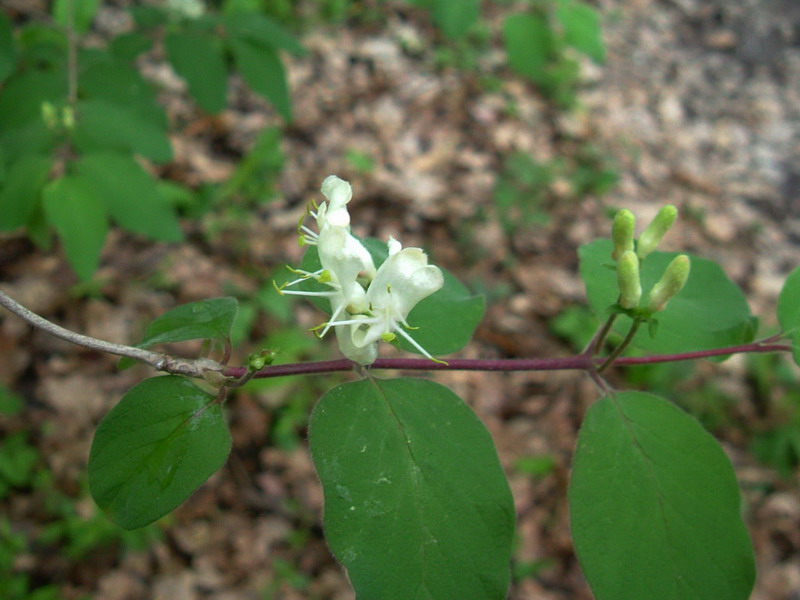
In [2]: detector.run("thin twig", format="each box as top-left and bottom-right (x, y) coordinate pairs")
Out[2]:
(597, 319), (643, 373)
(0, 290), (223, 378)
(0, 289), (792, 382)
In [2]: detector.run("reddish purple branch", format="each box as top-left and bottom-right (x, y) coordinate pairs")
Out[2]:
(223, 341), (792, 380)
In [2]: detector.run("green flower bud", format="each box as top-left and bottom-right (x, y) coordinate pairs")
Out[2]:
(647, 254), (690, 312)
(611, 209), (636, 261)
(637, 205), (678, 259)
(617, 250), (641, 309)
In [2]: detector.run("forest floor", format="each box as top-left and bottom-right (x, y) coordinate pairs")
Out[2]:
(2, 0), (800, 598)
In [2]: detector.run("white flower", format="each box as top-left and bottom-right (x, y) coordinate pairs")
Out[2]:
(328, 237), (444, 362)
(298, 176), (353, 246)
(278, 176), (444, 365)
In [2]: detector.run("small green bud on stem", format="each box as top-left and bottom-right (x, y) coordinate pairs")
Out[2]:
(637, 205), (678, 259)
(612, 209), (636, 260)
(647, 254), (691, 312)
(617, 250), (642, 309)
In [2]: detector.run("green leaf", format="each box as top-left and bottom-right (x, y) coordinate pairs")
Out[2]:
(74, 99), (173, 162)
(579, 239), (754, 354)
(42, 175), (108, 281)
(128, 4), (167, 28)
(0, 69), (67, 131)
(53, 0), (101, 33)
(230, 38), (292, 121)
(136, 297), (239, 349)
(0, 155), (52, 230)
(89, 376), (231, 530)
(0, 384), (24, 416)
(296, 238), (484, 356)
(79, 59), (168, 129)
(109, 32), (153, 61)
(503, 12), (554, 83)
(224, 12), (307, 56)
(778, 265), (800, 334)
(556, 0), (606, 63)
(0, 12), (16, 83)
(778, 265), (800, 365)
(309, 378), (515, 599)
(75, 153), (183, 242)
(433, 0), (480, 39)
(165, 31), (228, 114)
(569, 391), (755, 600)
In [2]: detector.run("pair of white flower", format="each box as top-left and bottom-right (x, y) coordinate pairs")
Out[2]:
(278, 176), (444, 365)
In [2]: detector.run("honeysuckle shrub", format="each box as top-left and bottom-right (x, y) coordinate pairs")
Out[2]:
(10, 176), (782, 599)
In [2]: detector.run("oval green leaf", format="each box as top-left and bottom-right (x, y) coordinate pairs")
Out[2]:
(569, 391), (755, 600)
(89, 376), (231, 530)
(579, 239), (754, 354)
(309, 378), (515, 600)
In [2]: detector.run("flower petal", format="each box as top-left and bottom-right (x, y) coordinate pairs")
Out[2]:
(320, 176), (352, 228)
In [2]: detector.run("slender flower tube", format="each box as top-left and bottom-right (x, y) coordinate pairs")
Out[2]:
(647, 254), (691, 312)
(612, 209), (636, 261)
(617, 250), (642, 309)
(637, 205), (678, 259)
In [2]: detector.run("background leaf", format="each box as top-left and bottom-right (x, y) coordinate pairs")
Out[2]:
(556, 0), (606, 63)
(0, 155), (52, 230)
(42, 175), (108, 281)
(224, 12), (307, 56)
(569, 391), (755, 600)
(89, 376), (231, 530)
(579, 239), (754, 354)
(310, 377), (515, 600)
(777, 265), (800, 366)
(135, 297), (239, 349)
(433, 0), (480, 39)
(230, 37), (292, 121)
(53, 0), (101, 33)
(73, 99), (173, 162)
(165, 31), (228, 114)
(75, 153), (183, 242)
(79, 58), (168, 129)
(0, 11), (16, 83)
(503, 12), (554, 83)
(778, 265), (800, 334)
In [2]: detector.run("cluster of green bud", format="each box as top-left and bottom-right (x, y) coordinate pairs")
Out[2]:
(611, 205), (689, 313)
(247, 349), (277, 371)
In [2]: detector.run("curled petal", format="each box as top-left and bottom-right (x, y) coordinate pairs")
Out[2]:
(335, 324), (378, 365)
(320, 176), (352, 228)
